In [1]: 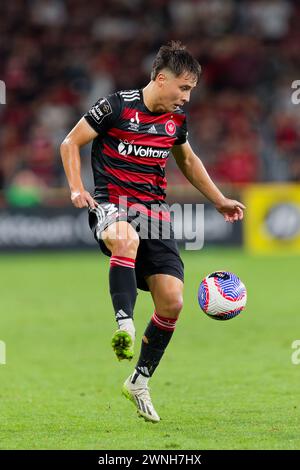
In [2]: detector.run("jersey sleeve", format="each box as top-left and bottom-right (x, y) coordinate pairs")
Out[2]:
(174, 116), (188, 145)
(84, 93), (121, 134)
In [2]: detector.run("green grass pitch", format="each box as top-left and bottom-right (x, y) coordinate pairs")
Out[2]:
(0, 248), (299, 450)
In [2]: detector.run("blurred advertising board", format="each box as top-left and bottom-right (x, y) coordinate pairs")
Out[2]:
(244, 184), (300, 254)
(0, 204), (242, 251)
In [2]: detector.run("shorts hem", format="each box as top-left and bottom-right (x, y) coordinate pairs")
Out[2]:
(137, 267), (184, 291)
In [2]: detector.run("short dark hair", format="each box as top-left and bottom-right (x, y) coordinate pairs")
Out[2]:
(151, 40), (201, 83)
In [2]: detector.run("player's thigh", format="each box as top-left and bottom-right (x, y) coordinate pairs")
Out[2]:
(146, 274), (184, 319)
(102, 221), (139, 256)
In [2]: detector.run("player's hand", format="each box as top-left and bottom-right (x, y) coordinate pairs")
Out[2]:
(215, 198), (246, 223)
(70, 190), (98, 209)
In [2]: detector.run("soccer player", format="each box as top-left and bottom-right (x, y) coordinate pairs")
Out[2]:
(60, 41), (245, 423)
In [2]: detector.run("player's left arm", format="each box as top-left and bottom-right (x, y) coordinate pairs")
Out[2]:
(172, 141), (246, 222)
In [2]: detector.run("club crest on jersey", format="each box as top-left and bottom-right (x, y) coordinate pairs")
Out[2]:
(165, 120), (176, 136)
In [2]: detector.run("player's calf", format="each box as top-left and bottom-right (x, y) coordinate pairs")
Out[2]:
(109, 254), (137, 360)
(102, 223), (140, 361)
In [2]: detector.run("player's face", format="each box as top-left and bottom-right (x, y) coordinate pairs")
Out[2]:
(158, 71), (197, 112)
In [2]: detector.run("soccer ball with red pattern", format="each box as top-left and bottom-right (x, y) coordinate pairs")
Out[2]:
(198, 271), (247, 320)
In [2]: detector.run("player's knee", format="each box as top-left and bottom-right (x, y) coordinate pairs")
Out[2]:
(162, 294), (183, 319)
(110, 235), (139, 258)
(103, 222), (140, 258)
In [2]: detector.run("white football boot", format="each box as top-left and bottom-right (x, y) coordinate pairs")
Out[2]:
(122, 375), (160, 423)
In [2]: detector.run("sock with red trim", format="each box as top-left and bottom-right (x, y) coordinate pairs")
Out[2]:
(131, 312), (178, 386)
(109, 255), (137, 328)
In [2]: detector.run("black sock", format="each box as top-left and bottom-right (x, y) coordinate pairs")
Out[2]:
(109, 256), (137, 322)
(133, 312), (178, 380)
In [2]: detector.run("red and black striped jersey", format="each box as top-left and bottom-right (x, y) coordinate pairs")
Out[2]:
(84, 89), (187, 212)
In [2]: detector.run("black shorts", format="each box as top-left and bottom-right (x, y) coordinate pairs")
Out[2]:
(88, 203), (184, 291)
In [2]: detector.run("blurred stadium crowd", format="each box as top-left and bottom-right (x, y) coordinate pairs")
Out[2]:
(0, 0), (300, 205)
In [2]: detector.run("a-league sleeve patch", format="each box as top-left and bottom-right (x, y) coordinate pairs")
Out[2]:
(88, 98), (112, 124)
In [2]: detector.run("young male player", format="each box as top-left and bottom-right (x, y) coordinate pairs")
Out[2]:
(60, 41), (245, 423)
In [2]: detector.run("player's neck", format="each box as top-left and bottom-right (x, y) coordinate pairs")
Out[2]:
(142, 82), (166, 114)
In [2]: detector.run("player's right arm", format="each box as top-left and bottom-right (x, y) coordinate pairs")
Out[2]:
(60, 118), (99, 209)
(61, 93), (121, 208)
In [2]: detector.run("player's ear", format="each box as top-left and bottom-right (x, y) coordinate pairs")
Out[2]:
(156, 72), (167, 88)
